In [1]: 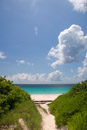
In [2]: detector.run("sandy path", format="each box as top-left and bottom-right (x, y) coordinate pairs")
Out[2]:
(19, 118), (29, 130)
(31, 94), (61, 130)
(37, 104), (57, 130)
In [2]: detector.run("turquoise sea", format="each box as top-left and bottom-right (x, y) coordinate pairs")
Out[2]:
(16, 84), (74, 94)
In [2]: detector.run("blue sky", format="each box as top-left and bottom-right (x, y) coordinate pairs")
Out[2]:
(0, 0), (87, 84)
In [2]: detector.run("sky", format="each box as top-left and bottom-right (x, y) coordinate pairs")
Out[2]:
(0, 0), (87, 84)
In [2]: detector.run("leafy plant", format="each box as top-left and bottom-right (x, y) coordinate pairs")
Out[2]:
(0, 76), (42, 130)
(49, 80), (87, 129)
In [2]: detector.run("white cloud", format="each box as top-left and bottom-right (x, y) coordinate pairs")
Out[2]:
(69, 0), (87, 12)
(7, 70), (62, 83)
(0, 52), (6, 59)
(16, 60), (25, 64)
(7, 70), (85, 84)
(34, 27), (38, 36)
(16, 60), (34, 66)
(78, 52), (87, 78)
(7, 73), (46, 84)
(48, 24), (87, 68)
(48, 70), (62, 81)
(83, 52), (87, 67)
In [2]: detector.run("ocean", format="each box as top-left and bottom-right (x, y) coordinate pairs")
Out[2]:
(15, 84), (74, 94)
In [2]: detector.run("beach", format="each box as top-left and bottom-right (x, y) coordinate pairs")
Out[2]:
(31, 94), (61, 101)
(31, 94), (62, 130)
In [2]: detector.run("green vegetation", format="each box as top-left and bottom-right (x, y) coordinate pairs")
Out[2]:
(49, 80), (87, 130)
(0, 76), (42, 130)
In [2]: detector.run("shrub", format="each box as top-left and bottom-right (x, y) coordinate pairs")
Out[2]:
(49, 80), (87, 129)
(0, 76), (30, 117)
(0, 76), (42, 130)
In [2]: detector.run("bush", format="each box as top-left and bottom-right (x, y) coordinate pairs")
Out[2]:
(0, 76), (42, 130)
(0, 76), (30, 117)
(67, 111), (87, 130)
(49, 80), (87, 129)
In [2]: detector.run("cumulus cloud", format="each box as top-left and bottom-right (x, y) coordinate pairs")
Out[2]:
(83, 52), (87, 67)
(0, 52), (6, 59)
(48, 24), (87, 68)
(34, 27), (38, 36)
(48, 70), (62, 81)
(8, 73), (46, 83)
(7, 70), (62, 83)
(78, 52), (87, 78)
(69, 0), (87, 12)
(8, 73), (45, 81)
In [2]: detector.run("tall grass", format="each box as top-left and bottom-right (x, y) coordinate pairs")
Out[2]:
(0, 100), (42, 130)
(0, 77), (42, 130)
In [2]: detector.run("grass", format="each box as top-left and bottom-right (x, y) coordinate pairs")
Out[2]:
(49, 80), (87, 130)
(0, 100), (42, 130)
(0, 77), (42, 130)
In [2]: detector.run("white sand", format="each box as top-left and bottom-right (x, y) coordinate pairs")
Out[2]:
(19, 118), (29, 130)
(31, 94), (61, 101)
(31, 94), (62, 130)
